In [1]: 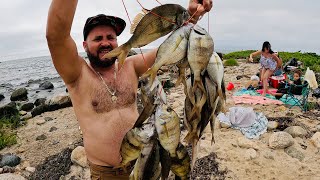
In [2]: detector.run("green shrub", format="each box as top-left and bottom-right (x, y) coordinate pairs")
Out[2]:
(224, 59), (239, 66)
(224, 50), (256, 59)
(0, 115), (20, 149)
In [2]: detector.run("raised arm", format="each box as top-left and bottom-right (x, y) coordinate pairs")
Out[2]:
(249, 50), (262, 62)
(46, 0), (83, 85)
(132, 48), (158, 77)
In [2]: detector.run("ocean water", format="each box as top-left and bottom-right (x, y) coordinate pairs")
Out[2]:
(0, 56), (69, 106)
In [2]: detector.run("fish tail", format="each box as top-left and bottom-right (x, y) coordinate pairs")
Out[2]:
(209, 114), (216, 145)
(102, 43), (131, 67)
(218, 87), (225, 101)
(191, 138), (199, 168)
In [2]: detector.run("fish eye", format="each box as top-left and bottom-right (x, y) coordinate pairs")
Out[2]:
(167, 107), (172, 112)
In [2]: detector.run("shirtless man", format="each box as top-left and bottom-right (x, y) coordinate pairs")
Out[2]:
(46, 0), (212, 179)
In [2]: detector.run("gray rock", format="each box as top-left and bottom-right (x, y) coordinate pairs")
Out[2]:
(284, 126), (308, 138)
(20, 102), (34, 111)
(39, 81), (54, 90)
(0, 94), (4, 101)
(25, 166), (36, 173)
(0, 154), (21, 167)
(46, 95), (72, 111)
(45, 117), (53, 121)
(49, 126), (58, 132)
(284, 146), (305, 161)
(269, 132), (294, 149)
(34, 98), (46, 107)
(267, 121), (279, 131)
(31, 104), (48, 117)
(36, 134), (47, 141)
(0, 173), (25, 180)
(36, 119), (46, 125)
(10, 88), (28, 101)
(315, 125), (320, 132)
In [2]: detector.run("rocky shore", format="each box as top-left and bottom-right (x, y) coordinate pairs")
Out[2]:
(0, 60), (319, 179)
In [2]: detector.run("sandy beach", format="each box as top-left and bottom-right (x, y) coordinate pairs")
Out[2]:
(0, 60), (320, 179)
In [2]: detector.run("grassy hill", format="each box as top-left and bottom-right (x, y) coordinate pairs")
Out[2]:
(224, 50), (320, 72)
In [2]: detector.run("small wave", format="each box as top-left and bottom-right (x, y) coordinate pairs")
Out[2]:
(25, 76), (62, 85)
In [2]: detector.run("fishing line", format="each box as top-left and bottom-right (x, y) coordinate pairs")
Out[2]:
(122, 0), (166, 102)
(155, 0), (162, 5)
(121, 0), (148, 70)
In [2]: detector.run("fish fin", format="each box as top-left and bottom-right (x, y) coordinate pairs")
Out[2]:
(141, 68), (157, 87)
(175, 68), (186, 87)
(130, 9), (148, 34)
(102, 44), (130, 67)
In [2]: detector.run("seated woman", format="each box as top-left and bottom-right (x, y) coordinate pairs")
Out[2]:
(249, 41), (281, 96)
(272, 69), (303, 99)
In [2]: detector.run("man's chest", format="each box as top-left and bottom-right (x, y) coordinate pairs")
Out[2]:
(89, 77), (137, 113)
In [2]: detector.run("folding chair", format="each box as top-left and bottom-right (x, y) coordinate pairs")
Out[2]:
(284, 82), (310, 112)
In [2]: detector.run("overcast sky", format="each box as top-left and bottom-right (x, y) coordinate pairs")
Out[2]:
(0, 0), (319, 61)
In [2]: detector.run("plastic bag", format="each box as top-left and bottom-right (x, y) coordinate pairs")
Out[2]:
(304, 67), (318, 89)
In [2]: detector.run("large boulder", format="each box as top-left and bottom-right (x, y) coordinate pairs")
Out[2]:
(71, 146), (88, 168)
(269, 132), (294, 149)
(20, 102), (34, 112)
(10, 88), (28, 101)
(46, 95), (72, 111)
(0, 94), (4, 101)
(39, 81), (54, 90)
(34, 98), (46, 107)
(0, 153), (21, 167)
(31, 104), (48, 117)
(284, 126), (308, 138)
(0, 102), (18, 119)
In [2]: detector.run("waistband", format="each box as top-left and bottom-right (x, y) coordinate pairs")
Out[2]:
(88, 160), (134, 176)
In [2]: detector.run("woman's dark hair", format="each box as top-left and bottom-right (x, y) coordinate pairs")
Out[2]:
(262, 41), (274, 54)
(293, 69), (302, 77)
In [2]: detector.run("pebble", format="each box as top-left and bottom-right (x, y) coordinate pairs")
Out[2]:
(269, 132), (294, 149)
(44, 117), (53, 121)
(315, 125), (320, 132)
(237, 137), (259, 150)
(310, 132), (320, 149)
(245, 148), (257, 160)
(49, 126), (58, 132)
(284, 146), (305, 161)
(19, 111), (27, 116)
(21, 113), (32, 121)
(25, 166), (36, 173)
(284, 126), (308, 138)
(36, 119), (46, 125)
(36, 134), (47, 141)
(267, 121), (279, 131)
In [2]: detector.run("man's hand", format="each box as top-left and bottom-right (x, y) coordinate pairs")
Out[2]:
(188, 0), (213, 23)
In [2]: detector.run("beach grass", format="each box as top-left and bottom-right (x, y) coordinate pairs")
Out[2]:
(224, 50), (320, 72)
(224, 58), (239, 66)
(0, 115), (20, 149)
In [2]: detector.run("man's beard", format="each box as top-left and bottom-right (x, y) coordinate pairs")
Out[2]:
(87, 46), (116, 68)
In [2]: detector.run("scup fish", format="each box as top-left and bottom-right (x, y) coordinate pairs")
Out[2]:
(155, 104), (180, 158)
(170, 143), (191, 180)
(120, 122), (155, 167)
(134, 78), (167, 128)
(207, 52), (225, 102)
(103, 4), (190, 66)
(141, 24), (193, 86)
(204, 75), (220, 144)
(187, 25), (214, 130)
(130, 137), (161, 180)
